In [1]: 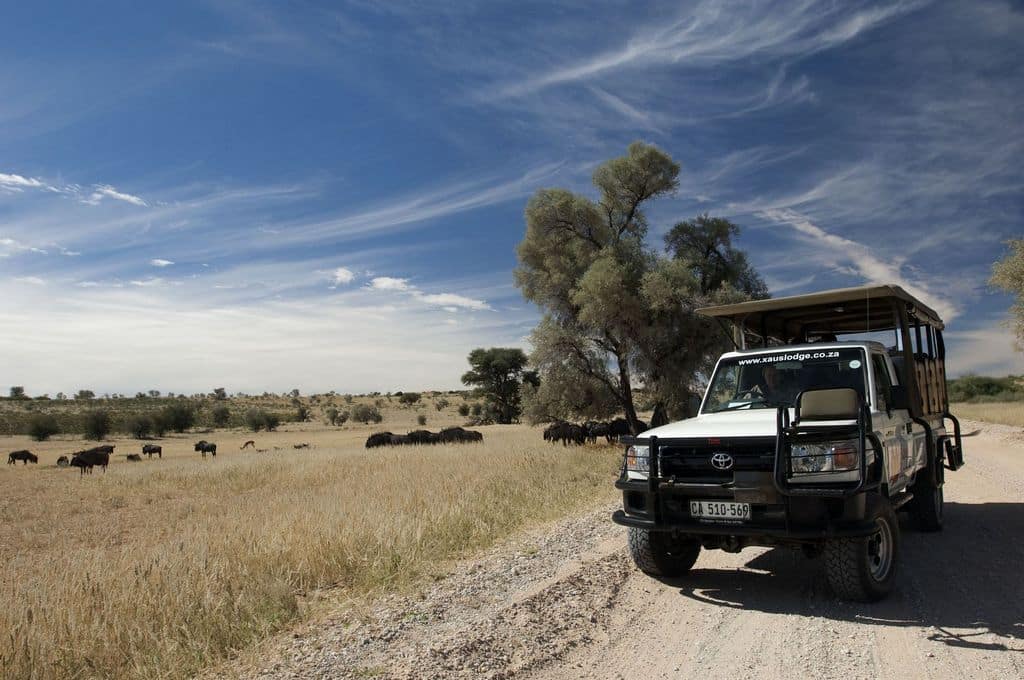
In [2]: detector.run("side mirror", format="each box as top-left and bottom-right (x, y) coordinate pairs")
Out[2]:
(889, 385), (910, 410)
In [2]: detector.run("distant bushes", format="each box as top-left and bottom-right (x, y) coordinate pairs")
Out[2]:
(211, 405), (232, 428)
(948, 375), (1024, 403)
(28, 413), (60, 441)
(125, 414), (153, 439)
(325, 407), (349, 426)
(417, 414), (427, 426)
(245, 409), (281, 432)
(83, 410), (112, 440)
(161, 403), (196, 433)
(398, 392), (421, 405)
(352, 403), (383, 424)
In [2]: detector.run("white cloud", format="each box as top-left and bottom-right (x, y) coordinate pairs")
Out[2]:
(331, 267), (355, 286)
(369, 276), (411, 291)
(945, 324), (1024, 376)
(13, 276), (45, 285)
(757, 208), (958, 322)
(77, 281), (101, 288)
(414, 292), (492, 311)
(150, 258), (174, 267)
(83, 184), (148, 207)
(0, 172), (45, 191)
(493, 1), (926, 98)
(129, 278), (165, 287)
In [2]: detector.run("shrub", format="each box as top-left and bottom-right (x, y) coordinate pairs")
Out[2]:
(352, 403), (383, 424)
(325, 407), (350, 426)
(125, 415), (153, 439)
(245, 409), (281, 432)
(245, 409), (265, 432)
(398, 392), (421, 405)
(211, 405), (231, 428)
(435, 398), (449, 411)
(471, 402), (483, 417)
(417, 414), (427, 426)
(28, 413), (59, 441)
(83, 410), (111, 440)
(295, 405), (311, 422)
(161, 403), (195, 433)
(458, 403), (470, 417)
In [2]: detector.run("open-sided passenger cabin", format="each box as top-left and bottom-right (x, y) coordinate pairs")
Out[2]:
(696, 284), (948, 421)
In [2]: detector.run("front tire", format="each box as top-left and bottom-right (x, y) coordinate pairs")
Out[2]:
(824, 495), (899, 602)
(627, 528), (700, 577)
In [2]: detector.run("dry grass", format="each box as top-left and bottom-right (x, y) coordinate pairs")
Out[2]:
(951, 401), (1024, 428)
(0, 423), (621, 680)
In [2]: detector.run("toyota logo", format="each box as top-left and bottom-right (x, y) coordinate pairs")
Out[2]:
(710, 452), (734, 470)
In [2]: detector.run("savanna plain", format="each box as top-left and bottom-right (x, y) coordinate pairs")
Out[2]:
(0, 396), (620, 680)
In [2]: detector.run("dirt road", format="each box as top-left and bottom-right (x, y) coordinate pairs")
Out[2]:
(235, 420), (1023, 679)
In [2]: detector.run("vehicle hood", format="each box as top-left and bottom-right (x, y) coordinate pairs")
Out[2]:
(639, 409), (792, 440)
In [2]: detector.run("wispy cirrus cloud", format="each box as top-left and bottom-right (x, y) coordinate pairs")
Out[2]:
(491, 0), (928, 98)
(150, 258), (174, 267)
(82, 184), (148, 207)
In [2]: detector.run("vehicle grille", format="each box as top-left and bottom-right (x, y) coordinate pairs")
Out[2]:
(657, 440), (775, 483)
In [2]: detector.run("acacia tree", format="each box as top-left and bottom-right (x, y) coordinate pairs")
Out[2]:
(461, 348), (534, 424)
(991, 239), (1024, 351)
(515, 143), (765, 431)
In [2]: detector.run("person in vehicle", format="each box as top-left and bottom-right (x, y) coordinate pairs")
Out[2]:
(750, 363), (800, 406)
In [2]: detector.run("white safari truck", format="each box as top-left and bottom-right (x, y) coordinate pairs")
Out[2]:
(613, 285), (965, 601)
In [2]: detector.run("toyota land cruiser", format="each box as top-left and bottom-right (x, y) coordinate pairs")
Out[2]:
(612, 285), (965, 601)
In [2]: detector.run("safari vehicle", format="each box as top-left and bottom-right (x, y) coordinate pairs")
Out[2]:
(612, 285), (965, 601)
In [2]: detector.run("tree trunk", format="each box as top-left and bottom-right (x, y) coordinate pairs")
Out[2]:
(615, 357), (642, 434)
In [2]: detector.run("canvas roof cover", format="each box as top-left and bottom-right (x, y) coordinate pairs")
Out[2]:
(696, 284), (944, 340)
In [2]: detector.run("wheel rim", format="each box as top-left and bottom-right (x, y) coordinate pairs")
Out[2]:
(867, 517), (894, 582)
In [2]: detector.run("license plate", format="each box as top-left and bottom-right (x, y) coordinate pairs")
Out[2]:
(689, 500), (751, 521)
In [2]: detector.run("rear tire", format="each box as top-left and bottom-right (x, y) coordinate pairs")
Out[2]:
(824, 495), (899, 602)
(910, 478), (944, 531)
(627, 528), (700, 577)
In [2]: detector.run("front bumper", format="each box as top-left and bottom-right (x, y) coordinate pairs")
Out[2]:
(613, 478), (877, 540)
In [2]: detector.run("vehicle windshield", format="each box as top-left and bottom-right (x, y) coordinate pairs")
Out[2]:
(702, 348), (867, 413)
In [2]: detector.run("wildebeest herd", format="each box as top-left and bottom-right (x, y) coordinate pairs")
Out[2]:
(365, 426), (484, 448)
(543, 418), (648, 446)
(5, 440), (214, 476)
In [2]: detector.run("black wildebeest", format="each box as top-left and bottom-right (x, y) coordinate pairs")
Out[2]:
(544, 422), (585, 446)
(241, 440), (256, 450)
(407, 429), (440, 445)
(438, 426), (484, 444)
(126, 454), (142, 462)
(70, 448), (110, 475)
(142, 444), (162, 458)
(8, 450), (38, 465)
(584, 421), (612, 444)
(194, 441), (217, 457)
(56, 455), (70, 468)
(365, 432), (393, 448)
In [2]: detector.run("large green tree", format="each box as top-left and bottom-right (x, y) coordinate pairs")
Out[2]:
(461, 348), (534, 424)
(515, 143), (766, 431)
(991, 239), (1024, 351)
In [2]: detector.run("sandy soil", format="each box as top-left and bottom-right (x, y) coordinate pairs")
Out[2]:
(227, 419), (1024, 680)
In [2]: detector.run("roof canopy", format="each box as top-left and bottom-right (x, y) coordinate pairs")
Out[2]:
(697, 285), (944, 341)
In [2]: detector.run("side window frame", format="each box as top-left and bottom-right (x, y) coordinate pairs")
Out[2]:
(871, 353), (893, 413)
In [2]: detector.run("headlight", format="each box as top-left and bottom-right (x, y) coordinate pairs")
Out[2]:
(625, 445), (649, 475)
(791, 440), (860, 474)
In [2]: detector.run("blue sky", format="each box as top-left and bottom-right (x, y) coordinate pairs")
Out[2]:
(1, 0), (1022, 395)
